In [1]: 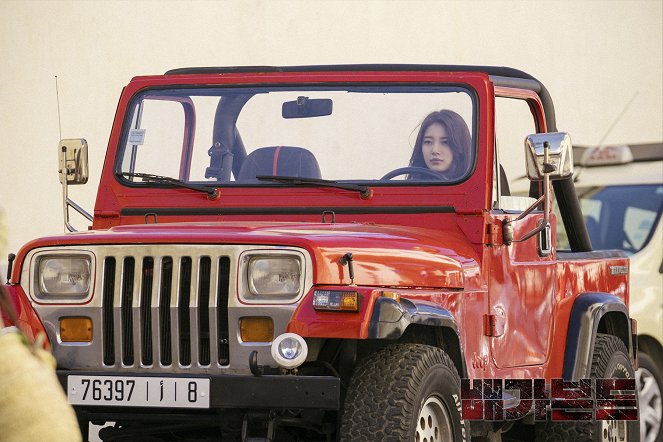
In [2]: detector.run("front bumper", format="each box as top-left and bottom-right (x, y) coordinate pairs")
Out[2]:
(58, 371), (340, 410)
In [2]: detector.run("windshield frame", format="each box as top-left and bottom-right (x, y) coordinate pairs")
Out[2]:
(113, 83), (480, 190)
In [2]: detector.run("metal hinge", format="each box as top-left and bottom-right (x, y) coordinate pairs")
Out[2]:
(486, 222), (503, 246)
(483, 314), (506, 337)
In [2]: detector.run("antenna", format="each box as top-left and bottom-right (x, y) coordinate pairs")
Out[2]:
(597, 91), (638, 147)
(574, 91), (639, 183)
(55, 75), (62, 140)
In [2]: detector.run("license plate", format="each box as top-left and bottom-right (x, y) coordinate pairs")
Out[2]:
(67, 375), (210, 409)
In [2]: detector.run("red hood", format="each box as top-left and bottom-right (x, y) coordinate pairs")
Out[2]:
(15, 222), (481, 289)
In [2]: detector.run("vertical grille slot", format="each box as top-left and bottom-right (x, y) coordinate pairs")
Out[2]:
(217, 256), (231, 365)
(198, 257), (211, 366)
(121, 257), (135, 366)
(102, 257), (116, 366)
(159, 257), (173, 365)
(140, 257), (154, 366)
(178, 257), (192, 366)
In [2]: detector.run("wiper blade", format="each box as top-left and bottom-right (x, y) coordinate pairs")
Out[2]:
(118, 172), (219, 199)
(256, 175), (372, 199)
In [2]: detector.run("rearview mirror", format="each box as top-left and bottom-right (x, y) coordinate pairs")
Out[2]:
(525, 132), (573, 181)
(282, 97), (333, 119)
(58, 139), (89, 185)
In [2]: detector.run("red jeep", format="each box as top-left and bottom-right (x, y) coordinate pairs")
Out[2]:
(3, 65), (638, 441)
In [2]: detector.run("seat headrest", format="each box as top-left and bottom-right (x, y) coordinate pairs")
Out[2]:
(237, 146), (321, 180)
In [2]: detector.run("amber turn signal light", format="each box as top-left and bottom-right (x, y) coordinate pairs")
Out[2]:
(381, 291), (401, 302)
(60, 317), (93, 342)
(239, 317), (274, 342)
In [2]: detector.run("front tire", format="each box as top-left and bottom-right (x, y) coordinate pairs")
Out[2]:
(339, 343), (470, 441)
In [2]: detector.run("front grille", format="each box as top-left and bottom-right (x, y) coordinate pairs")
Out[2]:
(101, 252), (231, 368)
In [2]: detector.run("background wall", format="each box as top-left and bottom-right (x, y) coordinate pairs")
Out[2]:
(0, 0), (661, 263)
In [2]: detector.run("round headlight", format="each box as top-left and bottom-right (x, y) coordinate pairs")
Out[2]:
(271, 333), (308, 369)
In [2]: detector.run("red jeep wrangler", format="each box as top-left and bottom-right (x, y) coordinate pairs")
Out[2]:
(3, 65), (638, 441)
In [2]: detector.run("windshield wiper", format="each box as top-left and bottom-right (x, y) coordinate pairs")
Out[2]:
(118, 172), (219, 199)
(256, 175), (372, 199)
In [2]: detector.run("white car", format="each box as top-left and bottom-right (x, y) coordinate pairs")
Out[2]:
(567, 143), (663, 442)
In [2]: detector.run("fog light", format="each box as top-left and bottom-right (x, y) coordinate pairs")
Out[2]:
(60, 317), (93, 342)
(271, 333), (308, 369)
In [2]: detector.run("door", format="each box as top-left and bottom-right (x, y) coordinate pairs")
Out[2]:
(487, 90), (557, 368)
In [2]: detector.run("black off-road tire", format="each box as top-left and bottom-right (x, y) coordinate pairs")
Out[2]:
(637, 352), (663, 442)
(535, 333), (639, 441)
(339, 343), (470, 442)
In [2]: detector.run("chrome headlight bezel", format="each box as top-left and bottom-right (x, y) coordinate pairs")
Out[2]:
(31, 252), (94, 303)
(239, 250), (305, 304)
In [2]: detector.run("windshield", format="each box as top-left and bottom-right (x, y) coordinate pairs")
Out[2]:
(116, 86), (476, 186)
(556, 184), (663, 253)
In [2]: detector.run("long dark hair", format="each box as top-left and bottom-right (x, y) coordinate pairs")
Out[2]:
(408, 109), (472, 180)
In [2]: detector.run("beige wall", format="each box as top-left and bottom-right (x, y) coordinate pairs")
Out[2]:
(0, 0), (661, 261)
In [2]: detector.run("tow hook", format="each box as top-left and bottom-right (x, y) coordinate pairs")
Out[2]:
(249, 351), (281, 376)
(249, 351), (265, 376)
(242, 411), (275, 442)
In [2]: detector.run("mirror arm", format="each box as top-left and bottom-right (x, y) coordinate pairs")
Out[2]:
(503, 142), (554, 245)
(67, 198), (93, 222)
(60, 158), (75, 232)
(512, 194), (545, 222)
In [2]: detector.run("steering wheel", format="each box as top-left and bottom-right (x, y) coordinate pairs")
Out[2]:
(381, 166), (446, 180)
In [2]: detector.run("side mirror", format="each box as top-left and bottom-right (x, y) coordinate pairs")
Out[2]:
(58, 139), (89, 185)
(503, 132), (574, 251)
(525, 132), (573, 181)
(58, 139), (92, 232)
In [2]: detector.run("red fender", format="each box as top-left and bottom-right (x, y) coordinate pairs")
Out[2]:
(1, 285), (50, 350)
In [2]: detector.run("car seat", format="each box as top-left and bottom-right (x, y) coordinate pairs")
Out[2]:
(237, 146), (322, 180)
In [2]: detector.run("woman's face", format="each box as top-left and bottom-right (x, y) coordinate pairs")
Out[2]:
(422, 123), (453, 172)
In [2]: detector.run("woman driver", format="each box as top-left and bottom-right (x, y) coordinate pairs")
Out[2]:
(408, 109), (472, 180)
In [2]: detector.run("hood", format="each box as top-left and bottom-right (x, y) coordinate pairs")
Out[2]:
(17, 221), (482, 290)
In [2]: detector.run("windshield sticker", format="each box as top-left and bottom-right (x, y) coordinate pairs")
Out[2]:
(128, 129), (146, 145)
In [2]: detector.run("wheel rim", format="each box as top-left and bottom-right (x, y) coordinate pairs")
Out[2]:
(600, 419), (629, 442)
(415, 395), (453, 442)
(637, 366), (663, 442)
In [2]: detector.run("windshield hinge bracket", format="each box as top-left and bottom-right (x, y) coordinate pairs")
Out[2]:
(322, 211), (336, 224)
